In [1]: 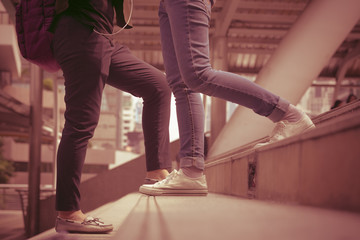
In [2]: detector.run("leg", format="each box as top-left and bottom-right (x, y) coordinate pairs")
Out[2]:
(162, 0), (289, 122)
(139, 1), (210, 196)
(53, 16), (111, 214)
(164, 0), (314, 144)
(159, 1), (205, 171)
(106, 44), (172, 173)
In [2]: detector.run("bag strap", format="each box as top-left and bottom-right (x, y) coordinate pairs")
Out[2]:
(93, 0), (133, 37)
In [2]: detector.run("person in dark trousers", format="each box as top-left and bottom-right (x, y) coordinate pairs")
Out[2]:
(52, 0), (171, 233)
(139, 0), (315, 196)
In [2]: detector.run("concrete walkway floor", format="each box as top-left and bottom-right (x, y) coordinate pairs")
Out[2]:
(31, 193), (360, 240)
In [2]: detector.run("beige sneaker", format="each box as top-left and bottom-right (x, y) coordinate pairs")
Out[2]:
(256, 114), (315, 148)
(139, 169), (208, 196)
(55, 216), (113, 233)
(270, 114), (315, 141)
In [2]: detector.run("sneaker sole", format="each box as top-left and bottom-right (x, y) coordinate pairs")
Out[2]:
(55, 224), (113, 234)
(56, 228), (113, 234)
(304, 123), (316, 132)
(139, 186), (208, 196)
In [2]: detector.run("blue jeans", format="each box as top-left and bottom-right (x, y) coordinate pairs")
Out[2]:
(158, 0), (289, 170)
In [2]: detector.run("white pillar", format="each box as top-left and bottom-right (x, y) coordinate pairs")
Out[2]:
(208, 0), (360, 158)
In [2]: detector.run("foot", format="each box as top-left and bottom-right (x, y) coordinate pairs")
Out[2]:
(55, 216), (113, 234)
(58, 210), (86, 222)
(269, 113), (315, 141)
(256, 114), (315, 147)
(139, 169), (208, 196)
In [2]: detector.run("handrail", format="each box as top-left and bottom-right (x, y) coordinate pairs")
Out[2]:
(0, 184), (53, 190)
(205, 100), (360, 166)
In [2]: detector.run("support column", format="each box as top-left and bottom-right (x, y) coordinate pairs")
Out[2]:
(52, 77), (59, 189)
(208, 0), (360, 158)
(27, 64), (43, 237)
(210, 37), (228, 146)
(116, 91), (123, 149)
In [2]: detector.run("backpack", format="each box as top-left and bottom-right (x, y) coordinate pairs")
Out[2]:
(15, 0), (60, 72)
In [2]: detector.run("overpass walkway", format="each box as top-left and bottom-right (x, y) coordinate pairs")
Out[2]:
(28, 100), (360, 240)
(30, 192), (360, 240)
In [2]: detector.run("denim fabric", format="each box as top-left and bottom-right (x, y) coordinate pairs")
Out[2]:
(53, 15), (171, 211)
(158, 0), (289, 170)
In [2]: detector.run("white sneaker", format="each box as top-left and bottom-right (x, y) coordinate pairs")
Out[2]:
(270, 114), (315, 141)
(255, 114), (315, 147)
(139, 169), (208, 196)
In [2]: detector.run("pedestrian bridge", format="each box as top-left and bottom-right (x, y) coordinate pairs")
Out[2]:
(30, 100), (360, 240)
(31, 192), (360, 240)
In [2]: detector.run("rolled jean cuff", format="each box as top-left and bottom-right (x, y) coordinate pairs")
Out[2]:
(267, 98), (290, 122)
(180, 157), (205, 170)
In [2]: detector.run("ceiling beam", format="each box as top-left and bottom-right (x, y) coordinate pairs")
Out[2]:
(131, 9), (159, 19)
(214, 0), (308, 11)
(227, 28), (287, 38)
(212, 12), (298, 24)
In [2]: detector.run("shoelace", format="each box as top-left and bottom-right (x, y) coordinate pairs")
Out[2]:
(269, 121), (286, 141)
(83, 217), (104, 226)
(154, 170), (178, 186)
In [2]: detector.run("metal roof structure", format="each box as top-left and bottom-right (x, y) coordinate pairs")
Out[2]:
(115, 0), (360, 79)
(4, 0), (360, 80)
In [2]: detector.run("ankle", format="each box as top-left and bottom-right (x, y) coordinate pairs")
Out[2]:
(181, 167), (203, 178)
(146, 169), (169, 180)
(281, 104), (304, 123)
(58, 210), (86, 222)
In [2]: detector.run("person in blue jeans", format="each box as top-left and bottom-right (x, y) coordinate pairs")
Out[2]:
(139, 0), (315, 196)
(52, 0), (172, 233)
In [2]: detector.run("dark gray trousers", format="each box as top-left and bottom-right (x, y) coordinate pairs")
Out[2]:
(53, 15), (171, 211)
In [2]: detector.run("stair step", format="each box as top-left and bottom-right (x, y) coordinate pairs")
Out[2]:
(31, 193), (360, 240)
